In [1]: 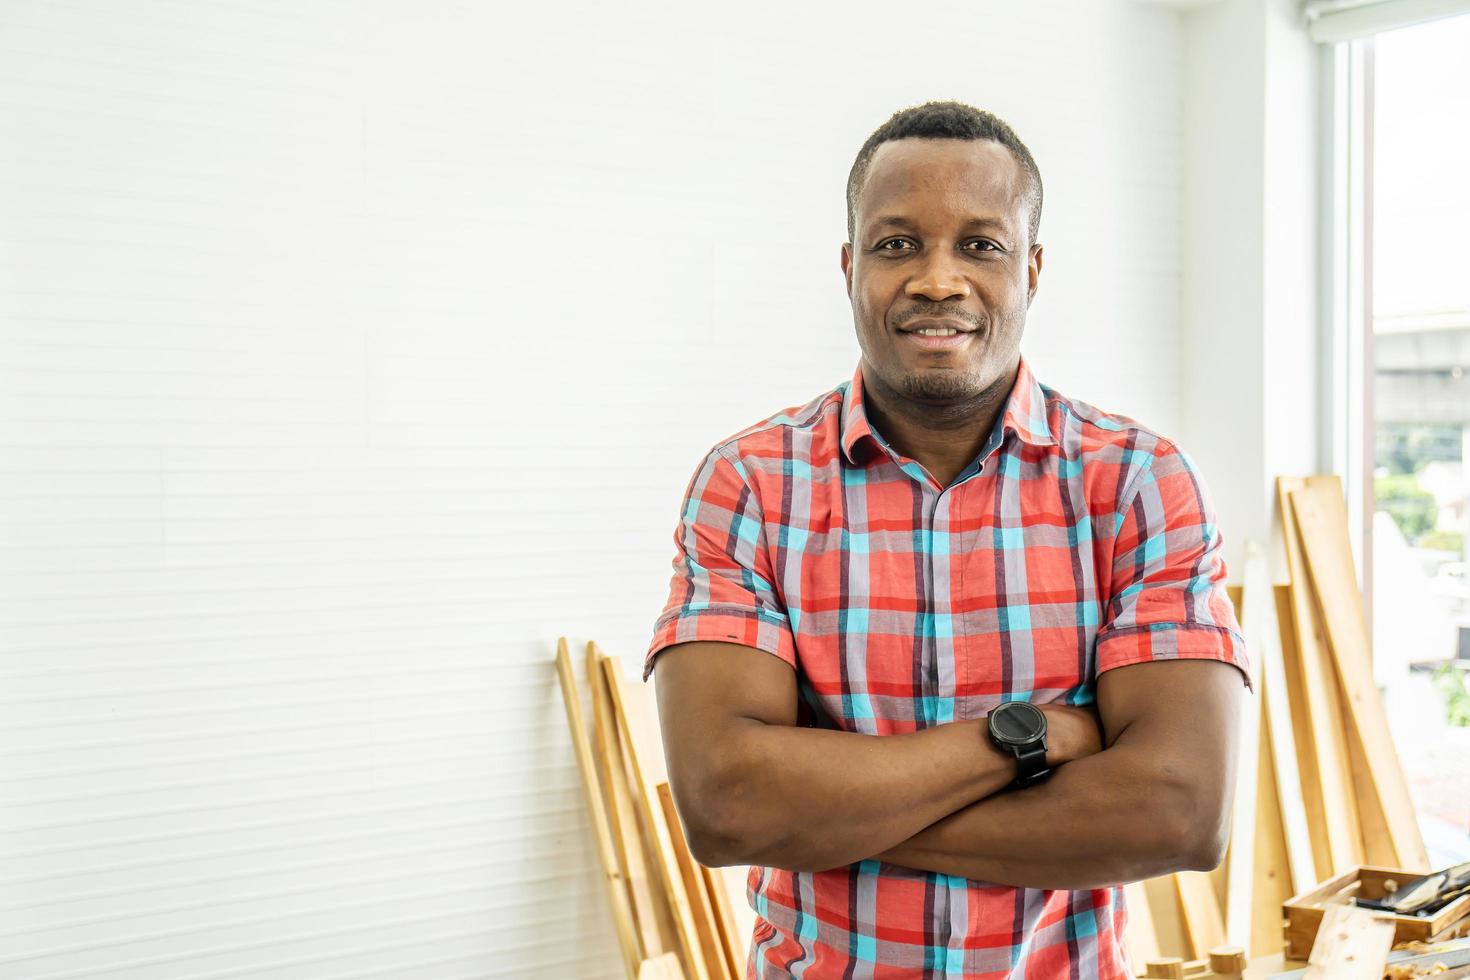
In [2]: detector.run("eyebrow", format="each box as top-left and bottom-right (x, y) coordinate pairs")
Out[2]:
(868, 215), (1009, 233)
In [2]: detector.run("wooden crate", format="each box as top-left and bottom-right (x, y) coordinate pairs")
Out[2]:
(1283, 865), (1470, 960)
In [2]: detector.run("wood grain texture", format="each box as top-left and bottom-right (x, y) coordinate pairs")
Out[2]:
(1249, 687), (1292, 959)
(1276, 476), (1363, 879)
(1175, 870), (1226, 960)
(1290, 476), (1428, 871)
(657, 782), (731, 980)
(589, 640), (678, 959)
(555, 637), (642, 979)
(602, 655), (711, 980)
(1267, 583), (1318, 894)
(1225, 543), (1266, 948)
(1301, 903), (1393, 980)
(1124, 880), (1163, 966)
(701, 863), (745, 980)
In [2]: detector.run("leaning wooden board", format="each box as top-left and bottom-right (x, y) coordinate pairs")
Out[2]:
(1305, 478), (1393, 869)
(1264, 584), (1319, 896)
(1225, 543), (1267, 949)
(555, 638), (642, 980)
(1275, 476), (1363, 879)
(701, 864), (745, 979)
(1288, 476), (1428, 872)
(657, 782), (734, 980)
(588, 640), (679, 960)
(602, 654), (713, 980)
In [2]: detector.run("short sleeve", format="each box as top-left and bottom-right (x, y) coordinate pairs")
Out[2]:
(642, 446), (798, 683)
(1093, 439), (1253, 691)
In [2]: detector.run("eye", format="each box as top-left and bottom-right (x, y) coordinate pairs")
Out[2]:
(876, 238), (915, 252)
(964, 239), (1001, 252)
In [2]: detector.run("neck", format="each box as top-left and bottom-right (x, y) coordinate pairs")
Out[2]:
(861, 357), (1018, 488)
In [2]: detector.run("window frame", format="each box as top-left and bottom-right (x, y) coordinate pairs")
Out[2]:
(1319, 35), (1375, 640)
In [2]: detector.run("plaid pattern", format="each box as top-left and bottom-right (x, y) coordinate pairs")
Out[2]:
(643, 353), (1251, 979)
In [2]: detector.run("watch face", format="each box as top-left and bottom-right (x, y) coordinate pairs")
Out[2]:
(990, 701), (1045, 745)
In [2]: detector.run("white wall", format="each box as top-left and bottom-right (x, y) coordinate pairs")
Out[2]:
(0, 2), (1199, 976)
(1176, 0), (1323, 580)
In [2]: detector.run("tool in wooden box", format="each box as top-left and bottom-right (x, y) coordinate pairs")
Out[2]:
(1357, 860), (1470, 918)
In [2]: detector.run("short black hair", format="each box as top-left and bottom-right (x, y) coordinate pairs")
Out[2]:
(846, 100), (1043, 247)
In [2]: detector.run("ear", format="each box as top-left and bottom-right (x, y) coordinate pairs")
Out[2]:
(840, 241), (854, 299)
(1026, 243), (1043, 306)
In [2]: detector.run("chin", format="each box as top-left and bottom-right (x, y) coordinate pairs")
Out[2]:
(898, 372), (983, 402)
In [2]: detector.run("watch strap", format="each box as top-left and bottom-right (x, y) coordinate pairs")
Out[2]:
(1012, 741), (1050, 788)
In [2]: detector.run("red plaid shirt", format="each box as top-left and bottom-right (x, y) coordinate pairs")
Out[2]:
(644, 353), (1251, 978)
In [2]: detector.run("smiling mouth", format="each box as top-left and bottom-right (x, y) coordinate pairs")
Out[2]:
(897, 316), (979, 337)
(900, 329), (976, 351)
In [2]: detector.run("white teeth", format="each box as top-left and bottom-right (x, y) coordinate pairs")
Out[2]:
(916, 328), (959, 336)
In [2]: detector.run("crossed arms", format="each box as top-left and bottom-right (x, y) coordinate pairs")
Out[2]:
(652, 640), (1246, 891)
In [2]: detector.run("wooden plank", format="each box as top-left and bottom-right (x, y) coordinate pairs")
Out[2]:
(1124, 880), (1163, 966)
(658, 783), (732, 980)
(1145, 874), (1191, 959)
(1225, 543), (1267, 948)
(716, 865), (756, 968)
(1250, 685), (1293, 958)
(701, 863), (744, 980)
(1301, 481), (1397, 870)
(602, 654), (712, 980)
(1267, 583), (1318, 895)
(553, 637), (642, 980)
(638, 953), (687, 980)
(1291, 476), (1429, 872)
(1276, 476), (1363, 879)
(1301, 903), (1394, 980)
(588, 640), (677, 959)
(1175, 870), (1227, 960)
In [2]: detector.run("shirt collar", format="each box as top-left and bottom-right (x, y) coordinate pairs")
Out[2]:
(840, 353), (1056, 466)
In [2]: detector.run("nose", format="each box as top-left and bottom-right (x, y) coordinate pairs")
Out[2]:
(904, 248), (971, 302)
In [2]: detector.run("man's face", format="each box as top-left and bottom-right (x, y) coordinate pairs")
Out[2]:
(841, 138), (1042, 407)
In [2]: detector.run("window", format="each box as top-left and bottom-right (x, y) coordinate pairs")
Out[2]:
(1330, 12), (1470, 865)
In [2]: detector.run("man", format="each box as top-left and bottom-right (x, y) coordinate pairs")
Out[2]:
(641, 100), (1253, 979)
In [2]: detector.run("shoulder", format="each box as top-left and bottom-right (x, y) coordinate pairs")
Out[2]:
(1040, 383), (1204, 506)
(704, 380), (847, 474)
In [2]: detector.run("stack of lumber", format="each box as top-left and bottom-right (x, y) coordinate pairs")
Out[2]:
(1124, 474), (1433, 971)
(555, 636), (752, 980)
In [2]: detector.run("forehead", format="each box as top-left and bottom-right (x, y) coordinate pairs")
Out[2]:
(856, 138), (1026, 234)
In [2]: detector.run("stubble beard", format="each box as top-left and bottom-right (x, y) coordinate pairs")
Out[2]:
(897, 367), (982, 404)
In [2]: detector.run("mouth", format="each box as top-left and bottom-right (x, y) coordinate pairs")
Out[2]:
(897, 318), (978, 352)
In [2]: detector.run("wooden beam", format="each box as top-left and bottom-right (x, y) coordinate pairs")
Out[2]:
(1301, 903), (1394, 980)
(1275, 476), (1363, 879)
(1175, 870), (1226, 960)
(602, 654), (712, 980)
(1290, 476), (1429, 871)
(1225, 542), (1267, 948)
(701, 863), (745, 980)
(588, 640), (677, 959)
(1124, 880), (1163, 966)
(658, 782), (732, 980)
(554, 637), (642, 980)
(638, 953), (687, 980)
(1266, 583), (1318, 895)
(1249, 690), (1293, 958)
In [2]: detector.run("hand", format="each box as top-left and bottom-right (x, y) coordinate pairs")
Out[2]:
(1038, 703), (1103, 767)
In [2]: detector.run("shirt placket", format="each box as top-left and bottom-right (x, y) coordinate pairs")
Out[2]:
(928, 486), (958, 729)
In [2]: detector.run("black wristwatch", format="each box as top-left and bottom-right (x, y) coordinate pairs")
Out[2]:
(987, 701), (1051, 788)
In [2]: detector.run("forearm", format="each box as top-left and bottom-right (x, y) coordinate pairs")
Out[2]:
(871, 742), (1222, 890)
(699, 718), (1018, 872)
